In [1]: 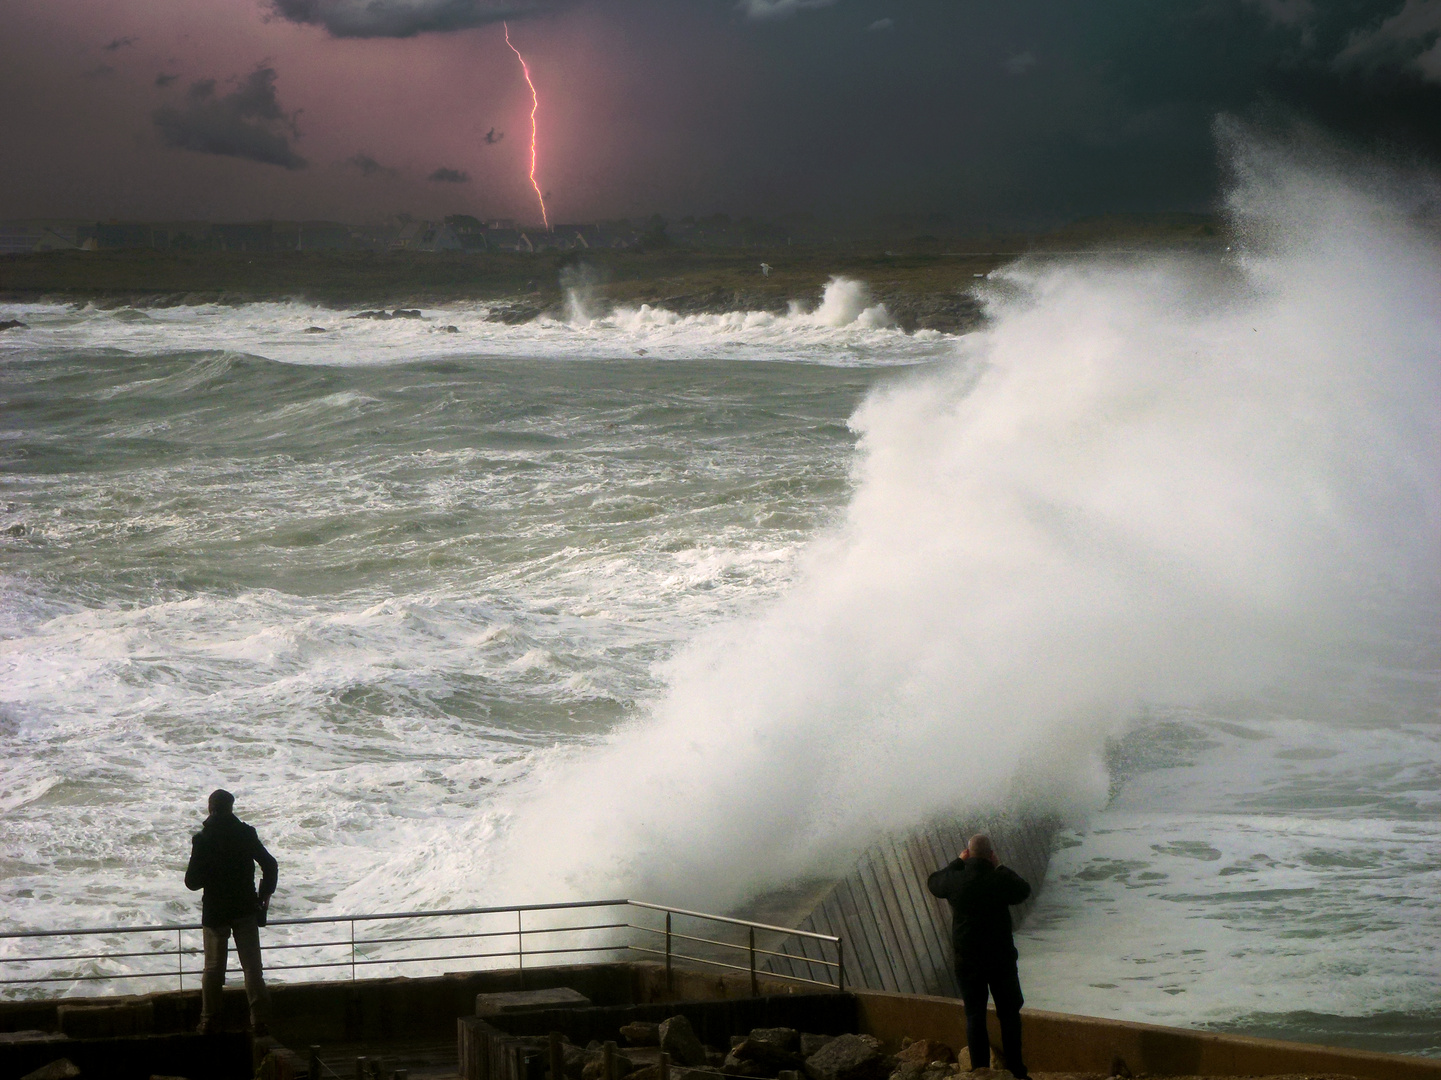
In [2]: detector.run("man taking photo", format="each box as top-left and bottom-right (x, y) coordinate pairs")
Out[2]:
(928, 833), (1032, 1079)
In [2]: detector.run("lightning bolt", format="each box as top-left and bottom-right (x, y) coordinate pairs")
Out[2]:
(504, 22), (549, 230)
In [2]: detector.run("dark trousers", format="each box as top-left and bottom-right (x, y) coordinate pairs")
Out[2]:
(202, 916), (271, 1027)
(957, 957), (1025, 1077)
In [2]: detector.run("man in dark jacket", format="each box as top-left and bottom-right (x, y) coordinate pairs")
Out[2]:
(184, 789), (278, 1034)
(927, 834), (1031, 1078)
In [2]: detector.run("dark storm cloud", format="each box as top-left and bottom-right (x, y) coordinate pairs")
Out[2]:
(739, 0), (840, 19)
(483, 127), (504, 144)
(346, 151), (397, 176)
(268, 0), (550, 38)
(428, 166), (470, 182)
(153, 66), (306, 170)
(155, 73), (179, 88)
(103, 36), (138, 51)
(1333, 0), (1441, 82)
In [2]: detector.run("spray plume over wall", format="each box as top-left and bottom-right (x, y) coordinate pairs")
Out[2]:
(504, 22), (549, 230)
(344, 128), (1439, 917)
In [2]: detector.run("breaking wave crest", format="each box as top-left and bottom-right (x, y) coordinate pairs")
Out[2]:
(376, 129), (1441, 915)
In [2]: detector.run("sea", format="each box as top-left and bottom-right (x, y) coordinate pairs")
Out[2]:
(2, 137), (1438, 1056)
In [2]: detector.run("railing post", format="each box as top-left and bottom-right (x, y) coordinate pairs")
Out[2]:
(664, 911), (672, 993)
(517, 909), (524, 988)
(748, 926), (757, 997)
(310, 1045), (322, 1079)
(350, 919), (356, 982)
(836, 939), (845, 991)
(548, 1031), (564, 1080)
(177, 928), (184, 991)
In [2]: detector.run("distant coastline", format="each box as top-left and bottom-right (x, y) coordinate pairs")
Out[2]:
(0, 217), (1226, 336)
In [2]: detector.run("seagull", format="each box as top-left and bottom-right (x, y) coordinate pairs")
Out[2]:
(760, 262), (772, 277)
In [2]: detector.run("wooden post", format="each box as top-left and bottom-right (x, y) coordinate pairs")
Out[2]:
(659, 1052), (671, 1080)
(354, 1056), (367, 1080)
(549, 1031), (565, 1080)
(664, 911), (672, 994)
(309, 1045), (321, 1080)
(603, 1041), (617, 1080)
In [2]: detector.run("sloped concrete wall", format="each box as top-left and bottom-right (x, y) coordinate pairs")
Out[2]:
(762, 816), (1057, 995)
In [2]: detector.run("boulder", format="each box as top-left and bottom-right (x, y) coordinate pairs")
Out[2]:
(562, 1043), (593, 1079)
(658, 1016), (707, 1068)
(886, 1064), (924, 1080)
(894, 1040), (952, 1068)
(730, 1032), (805, 1076)
(803, 1034), (891, 1080)
(745, 1029), (798, 1053)
(798, 1035), (833, 1058)
(303, 326), (328, 333)
(582, 1052), (634, 1080)
(19, 1061), (80, 1080)
(0, 320), (28, 331)
(620, 1022), (660, 1047)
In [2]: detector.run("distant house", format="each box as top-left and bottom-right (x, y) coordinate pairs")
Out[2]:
(483, 228), (527, 252)
(76, 222), (158, 250)
(590, 222), (640, 249)
(292, 221), (354, 251)
(212, 222), (276, 252)
(34, 227), (79, 251)
(445, 215), (489, 252)
(0, 225), (41, 254)
(393, 221), (462, 252)
(416, 223), (463, 252)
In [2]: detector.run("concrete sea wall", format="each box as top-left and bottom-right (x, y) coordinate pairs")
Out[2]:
(761, 816), (1057, 995)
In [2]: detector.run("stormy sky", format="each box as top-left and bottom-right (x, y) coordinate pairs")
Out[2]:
(3, 0), (1439, 227)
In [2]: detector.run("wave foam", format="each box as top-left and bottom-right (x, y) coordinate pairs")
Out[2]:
(405, 128), (1441, 915)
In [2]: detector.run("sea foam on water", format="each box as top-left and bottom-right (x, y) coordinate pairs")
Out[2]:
(445, 128), (1438, 915)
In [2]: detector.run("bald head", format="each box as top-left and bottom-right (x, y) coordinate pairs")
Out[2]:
(967, 834), (997, 865)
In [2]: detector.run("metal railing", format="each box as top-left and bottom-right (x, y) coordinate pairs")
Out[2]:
(0, 899), (842, 997)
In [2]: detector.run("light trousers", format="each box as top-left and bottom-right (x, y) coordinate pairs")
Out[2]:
(201, 915), (271, 1026)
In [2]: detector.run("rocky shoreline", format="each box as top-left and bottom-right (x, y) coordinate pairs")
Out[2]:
(539, 1014), (1017, 1080)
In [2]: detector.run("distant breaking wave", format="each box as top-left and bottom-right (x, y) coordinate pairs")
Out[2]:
(1, 277), (937, 370)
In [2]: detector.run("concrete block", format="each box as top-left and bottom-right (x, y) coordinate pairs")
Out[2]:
(477, 989), (592, 1017)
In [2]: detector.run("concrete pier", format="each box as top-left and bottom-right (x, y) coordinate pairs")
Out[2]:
(3, 961), (1438, 1080)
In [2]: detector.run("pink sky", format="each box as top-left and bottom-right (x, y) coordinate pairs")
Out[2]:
(1, 0), (744, 225)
